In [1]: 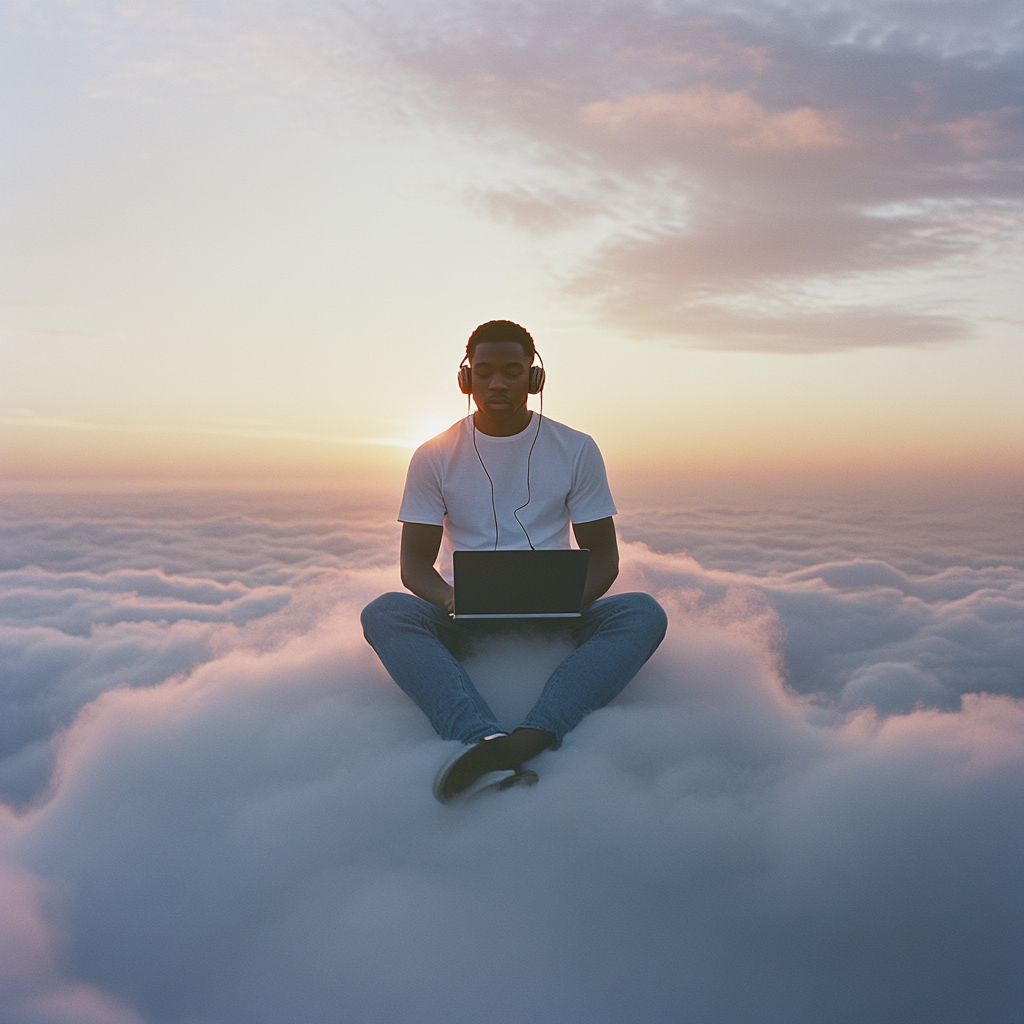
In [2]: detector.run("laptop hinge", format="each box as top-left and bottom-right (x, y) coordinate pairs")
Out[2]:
(453, 612), (583, 619)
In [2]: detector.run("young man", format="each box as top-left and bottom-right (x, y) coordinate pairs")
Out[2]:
(361, 321), (667, 801)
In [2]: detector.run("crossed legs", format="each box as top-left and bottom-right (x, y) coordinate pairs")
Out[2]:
(360, 591), (667, 796)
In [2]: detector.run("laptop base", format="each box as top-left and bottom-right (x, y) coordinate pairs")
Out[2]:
(453, 611), (582, 620)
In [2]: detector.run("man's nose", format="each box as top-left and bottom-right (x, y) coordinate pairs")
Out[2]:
(489, 375), (509, 390)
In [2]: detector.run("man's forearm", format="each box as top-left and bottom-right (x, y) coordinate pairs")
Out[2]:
(401, 564), (454, 612)
(582, 551), (618, 606)
(400, 522), (452, 612)
(573, 517), (620, 606)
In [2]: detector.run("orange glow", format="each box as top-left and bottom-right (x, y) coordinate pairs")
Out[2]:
(3, 414), (1019, 494)
(0, 424), (410, 490)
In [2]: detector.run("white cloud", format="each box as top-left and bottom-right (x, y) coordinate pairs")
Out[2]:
(3, 592), (1021, 1023)
(838, 660), (952, 713)
(0, 859), (143, 1024)
(0, 489), (1020, 1022)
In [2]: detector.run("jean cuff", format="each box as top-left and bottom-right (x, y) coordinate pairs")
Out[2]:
(519, 716), (564, 750)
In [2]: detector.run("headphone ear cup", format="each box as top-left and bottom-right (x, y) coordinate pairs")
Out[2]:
(529, 366), (545, 394)
(458, 365), (472, 394)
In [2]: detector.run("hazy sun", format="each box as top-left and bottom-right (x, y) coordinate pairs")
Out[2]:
(408, 417), (458, 449)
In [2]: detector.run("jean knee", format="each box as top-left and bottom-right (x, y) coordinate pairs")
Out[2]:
(624, 592), (668, 642)
(360, 591), (411, 640)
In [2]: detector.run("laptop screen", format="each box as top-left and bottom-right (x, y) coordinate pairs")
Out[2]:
(453, 550), (590, 619)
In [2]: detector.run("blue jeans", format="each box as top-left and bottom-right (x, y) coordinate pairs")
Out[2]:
(360, 592), (667, 744)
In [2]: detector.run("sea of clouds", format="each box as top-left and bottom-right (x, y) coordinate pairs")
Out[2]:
(0, 487), (1021, 1024)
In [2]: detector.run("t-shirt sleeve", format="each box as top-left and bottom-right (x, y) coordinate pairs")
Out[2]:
(567, 436), (617, 524)
(398, 444), (447, 525)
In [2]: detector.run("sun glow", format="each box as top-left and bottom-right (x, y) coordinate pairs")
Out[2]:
(407, 416), (461, 450)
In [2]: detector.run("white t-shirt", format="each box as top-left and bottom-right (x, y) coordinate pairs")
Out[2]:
(399, 414), (617, 583)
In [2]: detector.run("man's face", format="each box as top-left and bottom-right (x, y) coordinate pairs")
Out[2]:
(469, 341), (533, 424)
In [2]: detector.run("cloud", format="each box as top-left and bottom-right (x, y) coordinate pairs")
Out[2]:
(353, 0), (1024, 350)
(0, 493), (401, 804)
(0, 492), (399, 579)
(613, 484), (1024, 710)
(0, 860), (142, 1024)
(838, 660), (952, 713)
(2, 487), (1020, 808)
(0, 410), (416, 450)
(616, 546), (1024, 710)
(21, 1), (1020, 352)
(465, 186), (609, 234)
(580, 87), (848, 152)
(0, 489), (1021, 1022)
(615, 484), (1024, 575)
(2, 582), (1022, 1023)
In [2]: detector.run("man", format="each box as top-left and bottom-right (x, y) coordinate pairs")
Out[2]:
(361, 320), (667, 802)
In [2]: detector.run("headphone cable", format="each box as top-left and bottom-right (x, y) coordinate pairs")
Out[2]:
(512, 387), (542, 550)
(471, 415), (500, 551)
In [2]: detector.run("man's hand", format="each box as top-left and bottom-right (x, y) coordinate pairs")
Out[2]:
(400, 522), (454, 613)
(572, 517), (619, 605)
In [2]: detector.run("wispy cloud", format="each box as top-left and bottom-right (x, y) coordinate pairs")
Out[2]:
(0, 409), (416, 448)
(23, 2), (1021, 352)
(352, 0), (1024, 351)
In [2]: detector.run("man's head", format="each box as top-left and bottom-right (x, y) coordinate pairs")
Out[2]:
(466, 320), (535, 362)
(463, 321), (538, 435)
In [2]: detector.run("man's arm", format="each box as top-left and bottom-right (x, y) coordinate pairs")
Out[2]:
(400, 522), (454, 614)
(572, 517), (619, 606)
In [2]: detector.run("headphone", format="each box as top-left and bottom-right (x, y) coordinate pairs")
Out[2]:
(458, 353), (545, 395)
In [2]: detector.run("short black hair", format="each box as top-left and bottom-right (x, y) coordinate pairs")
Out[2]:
(466, 320), (535, 361)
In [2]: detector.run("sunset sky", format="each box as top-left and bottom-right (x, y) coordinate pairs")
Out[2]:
(1, 7), (1023, 1022)
(2, 0), (1022, 487)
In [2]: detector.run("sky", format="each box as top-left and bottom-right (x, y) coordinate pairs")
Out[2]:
(2, 7), (1022, 1022)
(0, 489), (1021, 1023)
(2, 0), (1023, 488)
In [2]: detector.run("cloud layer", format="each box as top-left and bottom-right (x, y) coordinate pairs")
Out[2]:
(0, 488), (1021, 1023)
(354, 0), (1024, 350)
(0, 492), (399, 804)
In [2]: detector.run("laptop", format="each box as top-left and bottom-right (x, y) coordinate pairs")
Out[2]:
(452, 549), (590, 619)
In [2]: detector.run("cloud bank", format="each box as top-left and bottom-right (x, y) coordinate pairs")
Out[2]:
(352, 0), (1024, 350)
(0, 489), (1021, 1023)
